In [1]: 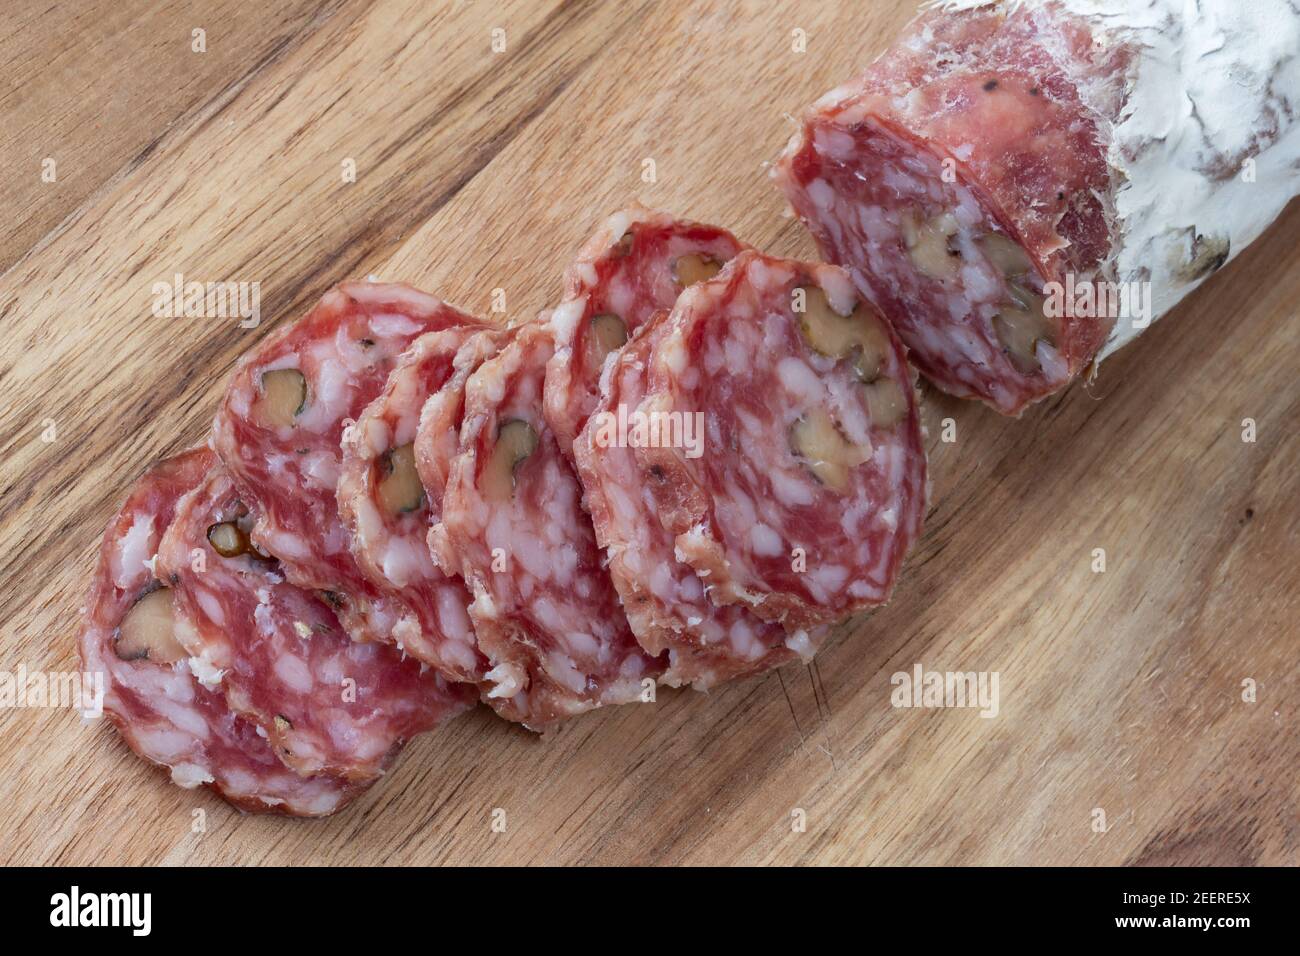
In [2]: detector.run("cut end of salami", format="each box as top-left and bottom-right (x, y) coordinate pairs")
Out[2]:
(778, 1), (1300, 415)
(78, 449), (360, 816)
(774, 2), (1124, 414)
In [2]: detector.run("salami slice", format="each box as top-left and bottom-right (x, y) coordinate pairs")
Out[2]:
(587, 251), (926, 632)
(432, 321), (662, 726)
(212, 282), (486, 660)
(413, 327), (514, 503)
(544, 204), (747, 454)
(774, 0), (1300, 415)
(157, 468), (475, 781)
(573, 311), (828, 688)
(78, 449), (357, 816)
(338, 325), (501, 683)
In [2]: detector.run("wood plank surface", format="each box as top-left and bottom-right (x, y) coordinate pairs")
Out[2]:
(0, 0), (1294, 866)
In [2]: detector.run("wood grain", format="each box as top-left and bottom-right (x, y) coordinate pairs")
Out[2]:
(0, 0), (1294, 866)
(0, 0), (343, 274)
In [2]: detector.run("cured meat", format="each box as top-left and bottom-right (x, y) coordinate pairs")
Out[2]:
(551, 208), (814, 687)
(634, 252), (925, 627)
(582, 251), (926, 635)
(413, 327), (513, 503)
(338, 324), (501, 682)
(212, 282), (485, 661)
(544, 204), (747, 454)
(774, 0), (1300, 415)
(157, 467), (475, 781)
(78, 449), (357, 816)
(573, 311), (829, 688)
(775, 2), (1119, 414)
(432, 321), (662, 725)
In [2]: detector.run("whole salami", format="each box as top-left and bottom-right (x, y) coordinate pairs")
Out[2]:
(78, 449), (358, 816)
(157, 467), (475, 781)
(212, 282), (485, 663)
(774, 0), (1300, 415)
(582, 251), (926, 635)
(432, 321), (662, 726)
(338, 324), (498, 683)
(544, 204), (747, 454)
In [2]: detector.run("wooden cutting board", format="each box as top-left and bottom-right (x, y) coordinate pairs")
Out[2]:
(1, 0), (1295, 866)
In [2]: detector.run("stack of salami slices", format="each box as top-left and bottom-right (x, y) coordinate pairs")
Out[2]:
(81, 206), (927, 814)
(81, 0), (1299, 816)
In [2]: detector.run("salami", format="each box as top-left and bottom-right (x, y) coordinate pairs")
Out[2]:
(580, 251), (925, 634)
(338, 324), (500, 682)
(157, 468), (475, 781)
(212, 282), (485, 662)
(573, 311), (829, 687)
(544, 204), (747, 454)
(774, 0), (1300, 415)
(78, 449), (357, 816)
(413, 327), (513, 502)
(432, 321), (662, 726)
